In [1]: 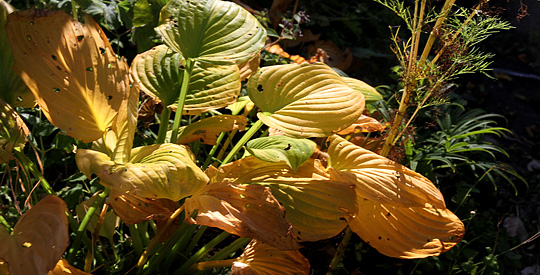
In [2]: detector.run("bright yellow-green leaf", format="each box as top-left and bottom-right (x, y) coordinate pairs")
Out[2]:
(175, 115), (247, 145)
(342, 77), (382, 104)
(108, 189), (176, 226)
(0, 1), (35, 108)
(0, 99), (29, 164)
(0, 195), (69, 275)
(349, 198), (464, 259)
(131, 44), (241, 115)
(231, 240), (310, 275)
(7, 9), (131, 142)
(111, 82), (140, 163)
(327, 135), (446, 208)
(156, 0), (266, 65)
(246, 136), (316, 172)
(185, 182), (300, 250)
(247, 63), (365, 138)
(76, 143), (208, 201)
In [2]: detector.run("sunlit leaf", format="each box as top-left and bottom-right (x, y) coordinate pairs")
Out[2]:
(336, 115), (385, 135)
(246, 136), (316, 172)
(0, 195), (69, 275)
(175, 115), (247, 145)
(76, 143), (208, 201)
(342, 77), (382, 103)
(111, 81), (140, 163)
(108, 189), (177, 226)
(247, 63), (365, 137)
(349, 198), (464, 259)
(185, 182), (300, 250)
(261, 178), (356, 241)
(0, 2), (35, 108)
(131, 44), (241, 115)
(7, 9), (131, 142)
(327, 135), (446, 208)
(231, 240), (310, 275)
(0, 99), (29, 164)
(156, 0), (266, 65)
(226, 96), (252, 115)
(48, 259), (91, 275)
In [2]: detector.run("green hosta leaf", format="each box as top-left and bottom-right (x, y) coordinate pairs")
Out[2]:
(156, 0), (266, 65)
(342, 77), (382, 104)
(0, 2), (35, 108)
(260, 178), (356, 242)
(131, 44), (241, 115)
(246, 136), (316, 172)
(7, 10), (131, 142)
(76, 143), (208, 201)
(247, 63), (365, 138)
(0, 99), (29, 164)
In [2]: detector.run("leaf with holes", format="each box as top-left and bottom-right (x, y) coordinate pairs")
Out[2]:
(0, 99), (29, 164)
(0, 2), (35, 107)
(247, 63), (365, 137)
(131, 44), (241, 115)
(327, 135), (446, 208)
(246, 136), (316, 172)
(7, 9), (130, 142)
(76, 143), (209, 201)
(231, 240), (310, 275)
(156, 0), (266, 65)
(185, 181), (300, 250)
(349, 199), (464, 259)
(0, 195), (68, 275)
(108, 189), (177, 226)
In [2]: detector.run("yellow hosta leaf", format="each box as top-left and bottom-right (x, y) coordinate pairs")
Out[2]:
(349, 197), (464, 259)
(336, 115), (385, 135)
(232, 240), (310, 275)
(175, 115), (247, 145)
(341, 77), (382, 103)
(76, 143), (208, 201)
(327, 135), (446, 208)
(48, 259), (91, 275)
(0, 195), (69, 275)
(185, 182), (300, 250)
(247, 63), (365, 137)
(108, 189), (177, 226)
(0, 99), (29, 164)
(7, 9), (130, 142)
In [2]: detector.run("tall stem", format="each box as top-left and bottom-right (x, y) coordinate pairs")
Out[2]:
(221, 120), (264, 165)
(67, 187), (111, 262)
(13, 148), (54, 195)
(174, 231), (231, 275)
(327, 227), (353, 275)
(156, 107), (172, 143)
(170, 59), (195, 143)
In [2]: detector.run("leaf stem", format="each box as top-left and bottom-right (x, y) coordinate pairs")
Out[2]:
(326, 227), (353, 275)
(156, 107), (172, 143)
(191, 260), (236, 271)
(221, 119), (264, 165)
(13, 148), (54, 195)
(174, 231), (231, 275)
(67, 187), (111, 263)
(170, 59), (195, 143)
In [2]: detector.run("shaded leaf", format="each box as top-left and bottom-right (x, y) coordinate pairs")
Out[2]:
(7, 9), (130, 142)
(349, 198), (464, 259)
(76, 143), (208, 201)
(246, 136), (316, 172)
(342, 77), (382, 103)
(108, 189), (177, 226)
(336, 115), (385, 135)
(131, 44), (241, 115)
(76, 194), (119, 243)
(0, 99), (29, 164)
(156, 0), (266, 65)
(175, 115), (247, 145)
(232, 240), (309, 275)
(327, 135), (446, 208)
(0, 2), (35, 108)
(185, 182), (300, 250)
(247, 63), (365, 137)
(0, 195), (68, 275)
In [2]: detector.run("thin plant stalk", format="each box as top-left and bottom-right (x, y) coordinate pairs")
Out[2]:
(174, 231), (231, 275)
(156, 107), (172, 143)
(13, 148), (54, 195)
(191, 260), (236, 271)
(221, 119), (264, 165)
(208, 237), (251, 261)
(170, 59), (195, 143)
(327, 227), (353, 275)
(67, 187), (111, 263)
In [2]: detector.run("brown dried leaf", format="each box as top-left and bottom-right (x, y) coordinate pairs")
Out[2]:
(238, 53), (260, 81)
(185, 182), (300, 250)
(232, 239), (310, 275)
(336, 115), (385, 135)
(108, 189), (177, 226)
(0, 195), (69, 275)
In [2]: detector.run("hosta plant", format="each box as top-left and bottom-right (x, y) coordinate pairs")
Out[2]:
(0, 0), (464, 274)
